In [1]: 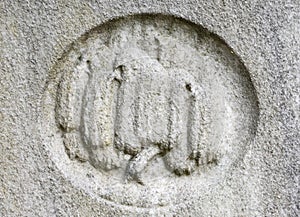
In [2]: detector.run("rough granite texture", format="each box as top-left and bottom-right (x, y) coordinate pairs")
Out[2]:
(0, 1), (299, 216)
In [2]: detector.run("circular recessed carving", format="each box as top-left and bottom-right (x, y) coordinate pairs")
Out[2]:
(43, 15), (259, 209)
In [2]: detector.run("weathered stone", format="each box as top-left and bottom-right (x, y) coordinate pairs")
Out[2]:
(1, 1), (299, 216)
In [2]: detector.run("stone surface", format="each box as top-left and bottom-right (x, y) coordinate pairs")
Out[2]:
(0, 1), (299, 216)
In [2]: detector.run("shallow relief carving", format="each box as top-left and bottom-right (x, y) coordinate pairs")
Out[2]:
(56, 45), (215, 184)
(44, 15), (259, 208)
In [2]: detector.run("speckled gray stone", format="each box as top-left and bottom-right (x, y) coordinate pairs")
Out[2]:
(0, 1), (299, 216)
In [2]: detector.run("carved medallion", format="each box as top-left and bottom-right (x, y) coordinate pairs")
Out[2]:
(43, 15), (259, 208)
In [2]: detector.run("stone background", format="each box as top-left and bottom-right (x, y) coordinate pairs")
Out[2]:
(0, 0), (299, 216)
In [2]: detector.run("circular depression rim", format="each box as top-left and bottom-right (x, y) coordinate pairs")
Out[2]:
(41, 13), (260, 210)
